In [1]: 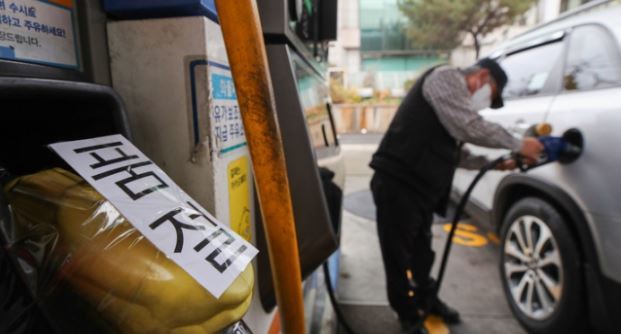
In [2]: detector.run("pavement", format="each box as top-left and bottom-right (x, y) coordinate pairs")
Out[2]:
(335, 133), (526, 334)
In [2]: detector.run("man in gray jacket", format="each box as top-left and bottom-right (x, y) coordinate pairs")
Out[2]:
(370, 58), (543, 334)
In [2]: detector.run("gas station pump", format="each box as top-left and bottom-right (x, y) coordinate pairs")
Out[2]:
(0, 0), (340, 333)
(0, 1), (255, 333)
(104, 0), (342, 332)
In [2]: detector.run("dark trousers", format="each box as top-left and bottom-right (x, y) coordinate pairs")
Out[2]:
(370, 172), (436, 320)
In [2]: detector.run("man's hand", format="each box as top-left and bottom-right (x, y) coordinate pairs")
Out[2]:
(519, 137), (544, 164)
(496, 159), (517, 171)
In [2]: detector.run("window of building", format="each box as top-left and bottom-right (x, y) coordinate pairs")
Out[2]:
(563, 25), (621, 91)
(359, 0), (408, 52)
(500, 41), (564, 99)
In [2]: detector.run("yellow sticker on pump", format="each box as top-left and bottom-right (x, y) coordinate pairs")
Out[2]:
(228, 156), (251, 241)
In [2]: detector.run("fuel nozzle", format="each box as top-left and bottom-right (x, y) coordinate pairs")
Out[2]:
(558, 128), (583, 164)
(538, 134), (580, 164)
(518, 127), (583, 171)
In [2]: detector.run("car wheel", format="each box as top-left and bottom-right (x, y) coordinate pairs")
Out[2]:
(500, 197), (584, 334)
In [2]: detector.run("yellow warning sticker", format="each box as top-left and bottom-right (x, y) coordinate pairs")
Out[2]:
(228, 156), (251, 241)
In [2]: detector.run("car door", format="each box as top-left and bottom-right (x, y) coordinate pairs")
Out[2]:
(544, 24), (621, 282)
(452, 34), (566, 211)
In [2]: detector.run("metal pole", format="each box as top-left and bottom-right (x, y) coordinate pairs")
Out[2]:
(214, 1), (306, 333)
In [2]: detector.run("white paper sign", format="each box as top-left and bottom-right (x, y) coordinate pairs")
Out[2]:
(49, 134), (258, 298)
(0, 0), (78, 68)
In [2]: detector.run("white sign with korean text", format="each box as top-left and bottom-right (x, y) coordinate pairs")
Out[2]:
(49, 135), (258, 298)
(0, 0), (77, 68)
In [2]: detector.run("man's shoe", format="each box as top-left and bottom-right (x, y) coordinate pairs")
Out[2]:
(429, 297), (461, 324)
(399, 317), (429, 334)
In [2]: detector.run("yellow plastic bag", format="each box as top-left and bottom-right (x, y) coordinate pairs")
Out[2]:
(4, 168), (254, 333)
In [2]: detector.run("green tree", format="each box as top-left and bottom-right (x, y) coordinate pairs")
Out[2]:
(398, 0), (536, 59)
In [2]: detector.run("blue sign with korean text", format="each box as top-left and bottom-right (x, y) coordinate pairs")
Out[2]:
(212, 73), (237, 100)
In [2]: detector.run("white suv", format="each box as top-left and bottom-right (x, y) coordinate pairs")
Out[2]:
(452, 3), (621, 334)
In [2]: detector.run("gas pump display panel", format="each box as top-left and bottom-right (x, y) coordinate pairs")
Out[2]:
(0, 1), (111, 83)
(0, 0), (82, 77)
(0, 0), (79, 69)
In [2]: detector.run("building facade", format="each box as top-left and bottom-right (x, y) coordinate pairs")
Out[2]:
(329, 0), (601, 95)
(329, 0), (446, 96)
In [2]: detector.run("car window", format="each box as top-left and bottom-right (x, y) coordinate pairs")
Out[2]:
(500, 41), (564, 99)
(564, 25), (621, 92)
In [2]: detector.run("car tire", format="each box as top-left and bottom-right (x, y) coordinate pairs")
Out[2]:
(500, 197), (584, 334)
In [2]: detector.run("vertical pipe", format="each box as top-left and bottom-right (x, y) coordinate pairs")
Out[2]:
(214, 1), (306, 333)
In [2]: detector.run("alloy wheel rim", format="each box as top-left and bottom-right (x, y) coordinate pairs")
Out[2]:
(504, 215), (563, 320)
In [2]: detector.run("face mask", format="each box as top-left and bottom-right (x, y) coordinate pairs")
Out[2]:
(471, 83), (492, 111)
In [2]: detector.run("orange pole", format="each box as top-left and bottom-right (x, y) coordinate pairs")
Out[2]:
(214, 1), (306, 334)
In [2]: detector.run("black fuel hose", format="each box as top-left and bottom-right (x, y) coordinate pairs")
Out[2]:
(324, 155), (509, 334)
(435, 155), (508, 290)
(323, 261), (356, 334)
